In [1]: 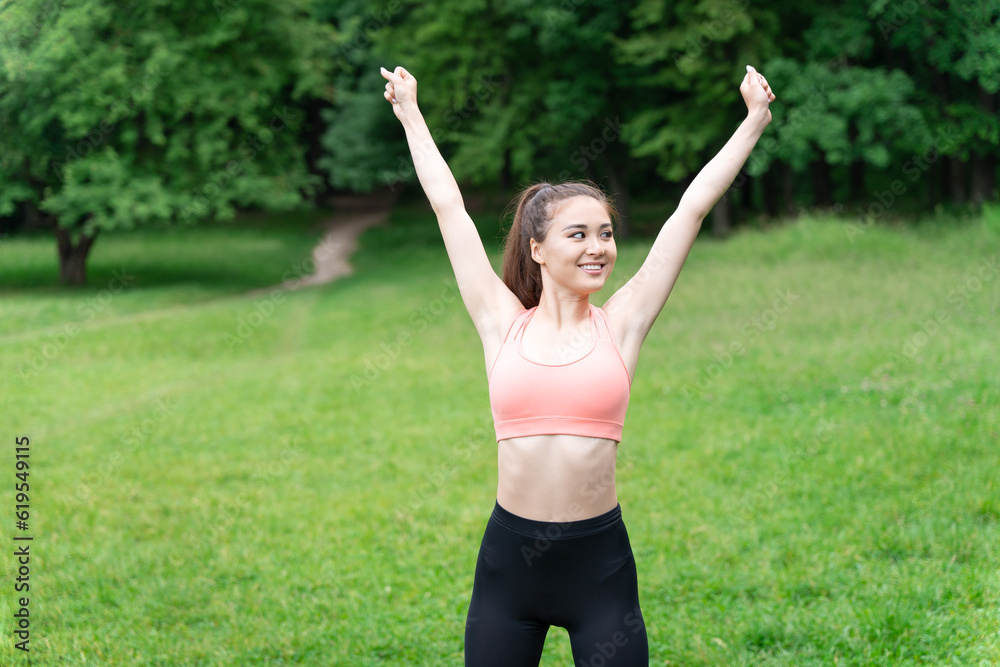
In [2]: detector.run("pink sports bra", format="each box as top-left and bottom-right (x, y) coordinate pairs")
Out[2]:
(488, 303), (632, 442)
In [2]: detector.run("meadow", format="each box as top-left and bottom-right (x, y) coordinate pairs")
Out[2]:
(0, 198), (998, 665)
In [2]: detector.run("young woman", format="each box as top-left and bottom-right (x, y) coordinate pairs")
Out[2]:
(381, 64), (775, 666)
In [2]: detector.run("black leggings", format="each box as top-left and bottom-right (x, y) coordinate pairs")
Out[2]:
(465, 501), (648, 666)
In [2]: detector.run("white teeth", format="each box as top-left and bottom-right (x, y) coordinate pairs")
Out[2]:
(581, 264), (603, 270)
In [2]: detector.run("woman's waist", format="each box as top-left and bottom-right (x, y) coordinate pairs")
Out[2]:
(491, 497), (622, 539)
(497, 434), (619, 521)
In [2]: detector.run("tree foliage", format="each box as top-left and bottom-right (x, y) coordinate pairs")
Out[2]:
(320, 0), (648, 230)
(2, 0), (998, 286)
(0, 0), (337, 284)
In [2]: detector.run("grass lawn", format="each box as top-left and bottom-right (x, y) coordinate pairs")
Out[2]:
(1, 200), (998, 665)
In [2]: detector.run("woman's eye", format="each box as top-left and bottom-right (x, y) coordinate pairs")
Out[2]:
(571, 231), (613, 238)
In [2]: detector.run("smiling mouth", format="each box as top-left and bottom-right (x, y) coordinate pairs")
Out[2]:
(579, 264), (605, 274)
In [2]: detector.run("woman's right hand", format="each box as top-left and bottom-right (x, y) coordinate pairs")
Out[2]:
(741, 65), (774, 124)
(380, 66), (418, 121)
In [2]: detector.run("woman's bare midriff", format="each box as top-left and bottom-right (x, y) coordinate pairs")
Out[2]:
(497, 433), (619, 522)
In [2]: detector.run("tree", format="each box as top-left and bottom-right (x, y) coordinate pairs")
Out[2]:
(0, 0), (337, 285)
(613, 0), (803, 235)
(742, 57), (931, 216)
(334, 0), (647, 234)
(313, 0), (412, 194)
(874, 0), (1000, 207)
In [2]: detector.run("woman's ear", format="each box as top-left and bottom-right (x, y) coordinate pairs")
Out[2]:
(530, 238), (544, 265)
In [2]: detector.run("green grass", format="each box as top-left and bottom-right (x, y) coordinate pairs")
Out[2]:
(1, 200), (998, 665)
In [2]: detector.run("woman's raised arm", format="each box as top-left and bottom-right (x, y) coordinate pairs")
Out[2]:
(381, 66), (464, 212)
(675, 66), (775, 216)
(604, 65), (776, 348)
(380, 66), (520, 336)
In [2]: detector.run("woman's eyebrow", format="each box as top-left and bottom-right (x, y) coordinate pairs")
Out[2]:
(561, 222), (613, 231)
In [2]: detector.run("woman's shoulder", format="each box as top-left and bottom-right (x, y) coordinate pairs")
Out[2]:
(498, 305), (531, 337)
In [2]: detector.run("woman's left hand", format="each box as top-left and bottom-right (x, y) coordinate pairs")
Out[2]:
(741, 65), (775, 124)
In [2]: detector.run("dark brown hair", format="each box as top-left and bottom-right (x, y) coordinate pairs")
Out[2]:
(499, 180), (619, 309)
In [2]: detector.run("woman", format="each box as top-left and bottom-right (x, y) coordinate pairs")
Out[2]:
(381, 64), (775, 666)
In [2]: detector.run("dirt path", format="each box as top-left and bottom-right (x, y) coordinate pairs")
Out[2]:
(247, 189), (400, 297)
(1, 191), (403, 349)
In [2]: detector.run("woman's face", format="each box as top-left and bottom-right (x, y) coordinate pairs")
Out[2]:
(530, 196), (616, 294)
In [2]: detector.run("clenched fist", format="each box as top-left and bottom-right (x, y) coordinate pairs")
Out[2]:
(380, 66), (418, 122)
(742, 65), (775, 124)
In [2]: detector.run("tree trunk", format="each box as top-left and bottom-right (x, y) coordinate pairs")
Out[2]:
(55, 227), (98, 286)
(970, 152), (996, 206)
(930, 67), (966, 206)
(602, 155), (631, 239)
(782, 163), (797, 218)
(740, 174), (759, 215)
(738, 170), (754, 214)
(811, 158), (833, 208)
(927, 159), (940, 210)
(762, 164), (780, 218)
(849, 160), (865, 203)
(948, 155), (966, 206)
(711, 191), (731, 238)
(939, 157), (950, 207)
(24, 201), (44, 230)
(847, 121), (864, 204)
(985, 92), (998, 202)
(303, 97), (331, 205)
(585, 159), (601, 189)
(501, 148), (513, 191)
